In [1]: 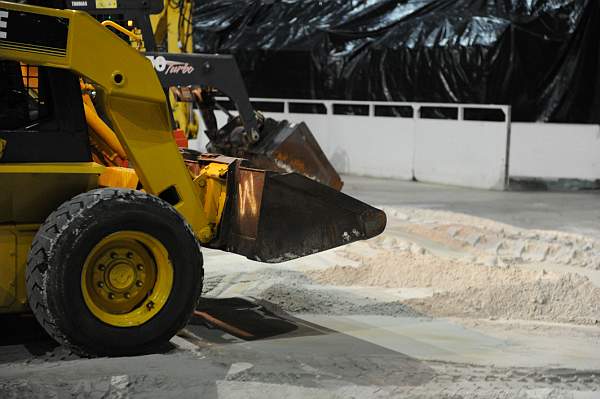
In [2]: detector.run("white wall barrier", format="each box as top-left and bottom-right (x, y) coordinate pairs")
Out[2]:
(261, 105), (416, 181)
(510, 123), (600, 181)
(413, 109), (510, 190)
(188, 98), (600, 189)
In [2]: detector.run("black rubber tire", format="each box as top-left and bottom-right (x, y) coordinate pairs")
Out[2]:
(25, 188), (204, 356)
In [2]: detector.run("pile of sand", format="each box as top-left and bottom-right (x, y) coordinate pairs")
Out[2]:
(214, 206), (600, 325)
(311, 251), (548, 293)
(381, 207), (600, 270)
(407, 273), (600, 325)
(258, 284), (420, 317)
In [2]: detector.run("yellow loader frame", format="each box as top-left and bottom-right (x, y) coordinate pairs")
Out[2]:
(0, 2), (221, 313)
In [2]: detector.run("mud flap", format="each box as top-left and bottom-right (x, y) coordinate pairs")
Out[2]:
(246, 119), (344, 191)
(209, 163), (386, 263)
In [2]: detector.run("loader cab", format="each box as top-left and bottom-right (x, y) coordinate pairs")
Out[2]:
(0, 60), (92, 163)
(0, 60), (98, 226)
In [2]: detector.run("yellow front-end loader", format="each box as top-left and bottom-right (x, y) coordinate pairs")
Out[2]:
(0, 2), (385, 356)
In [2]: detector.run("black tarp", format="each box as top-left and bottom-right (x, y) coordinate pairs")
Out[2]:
(193, 0), (600, 123)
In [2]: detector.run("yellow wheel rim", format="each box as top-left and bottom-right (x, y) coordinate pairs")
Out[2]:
(81, 231), (173, 327)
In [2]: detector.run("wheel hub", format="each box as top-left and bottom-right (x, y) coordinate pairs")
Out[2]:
(107, 263), (135, 290)
(81, 231), (173, 327)
(87, 239), (156, 314)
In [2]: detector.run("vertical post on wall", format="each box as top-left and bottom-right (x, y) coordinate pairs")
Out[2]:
(283, 100), (289, 115)
(503, 106), (512, 190)
(411, 104), (419, 181)
(326, 101), (333, 115)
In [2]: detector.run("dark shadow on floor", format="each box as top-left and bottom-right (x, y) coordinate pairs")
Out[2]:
(0, 314), (60, 363)
(0, 298), (309, 363)
(0, 313), (176, 363)
(189, 296), (333, 343)
(0, 314), (50, 346)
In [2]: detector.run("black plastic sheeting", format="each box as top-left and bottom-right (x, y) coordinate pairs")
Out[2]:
(193, 0), (600, 123)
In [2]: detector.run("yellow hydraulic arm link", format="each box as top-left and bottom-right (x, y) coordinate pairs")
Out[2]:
(0, 1), (214, 242)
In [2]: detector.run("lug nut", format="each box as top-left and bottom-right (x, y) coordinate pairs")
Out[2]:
(110, 252), (118, 259)
(98, 264), (105, 271)
(136, 280), (143, 287)
(137, 264), (144, 271)
(124, 292), (131, 299)
(97, 282), (104, 288)
(126, 252), (133, 259)
(108, 293), (115, 300)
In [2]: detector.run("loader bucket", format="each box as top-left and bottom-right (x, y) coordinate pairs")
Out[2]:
(247, 119), (344, 191)
(211, 164), (386, 263)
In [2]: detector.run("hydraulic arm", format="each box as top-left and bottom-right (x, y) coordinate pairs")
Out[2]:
(65, 0), (343, 190)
